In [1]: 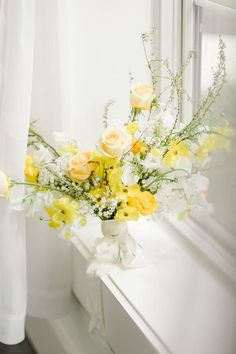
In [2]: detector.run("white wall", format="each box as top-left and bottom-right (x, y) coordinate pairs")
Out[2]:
(66, 0), (155, 148)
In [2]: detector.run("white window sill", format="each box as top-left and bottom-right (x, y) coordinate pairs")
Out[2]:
(72, 218), (236, 354)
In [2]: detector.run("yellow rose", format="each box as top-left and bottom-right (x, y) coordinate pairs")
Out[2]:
(99, 127), (131, 157)
(0, 170), (10, 198)
(128, 191), (157, 216)
(68, 151), (95, 182)
(130, 83), (155, 110)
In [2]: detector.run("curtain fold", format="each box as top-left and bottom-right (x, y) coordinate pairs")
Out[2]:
(0, 0), (35, 345)
(0, 0), (74, 343)
(26, 0), (72, 320)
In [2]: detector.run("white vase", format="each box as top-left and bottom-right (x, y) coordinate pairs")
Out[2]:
(88, 219), (146, 271)
(101, 219), (128, 240)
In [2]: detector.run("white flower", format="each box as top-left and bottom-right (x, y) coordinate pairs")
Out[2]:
(53, 132), (78, 153)
(184, 173), (209, 197)
(171, 156), (192, 175)
(130, 83), (155, 110)
(121, 163), (139, 186)
(23, 191), (54, 217)
(156, 183), (187, 215)
(141, 152), (162, 170)
(156, 109), (175, 130)
(0, 170), (10, 198)
(54, 154), (70, 173)
(38, 168), (55, 185)
(53, 131), (77, 150)
(10, 196), (25, 211)
(34, 145), (52, 164)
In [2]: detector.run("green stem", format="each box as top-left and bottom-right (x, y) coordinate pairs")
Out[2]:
(29, 127), (59, 157)
(13, 181), (63, 193)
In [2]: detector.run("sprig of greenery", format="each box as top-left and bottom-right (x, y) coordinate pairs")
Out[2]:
(102, 99), (114, 128)
(28, 126), (59, 157)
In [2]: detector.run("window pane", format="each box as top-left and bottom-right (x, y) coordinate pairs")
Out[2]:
(200, 8), (236, 234)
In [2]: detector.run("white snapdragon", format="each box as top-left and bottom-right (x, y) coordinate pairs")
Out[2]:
(34, 145), (52, 164)
(122, 163), (139, 186)
(156, 183), (187, 216)
(53, 131), (74, 148)
(16, 191), (54, 217)
(140, 152), (162, 170)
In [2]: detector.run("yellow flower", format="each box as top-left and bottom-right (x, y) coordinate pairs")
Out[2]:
(130, 83), (155, 110)
(116, 184), (140, 200)
(131, 139), (146, 155)
(59, 142), (78, 155)
(99, 127), (131, 157)
(24, 155), (39, 183)
(108, 167), (124, 194)
(115, 205), (139, 221)
(196, 121), (235, 162)
(68, 151), (96, 182)
(163, 140), (189, 166)
(90, 187), (106, 204)
(93, 152), (120, 179)
(128, 191), (157, 216)
(150, 148), (162, 158)
(126, 122), (139, 135)
(0, 170), (11, 198)
(63, 230), (73, 240)
(45, 197), (79, 229)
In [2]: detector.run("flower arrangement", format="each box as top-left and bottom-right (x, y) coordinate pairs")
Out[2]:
(0, 31), (234, 254)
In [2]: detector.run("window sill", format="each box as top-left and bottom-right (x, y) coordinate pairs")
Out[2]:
(72, 218), (236, 354)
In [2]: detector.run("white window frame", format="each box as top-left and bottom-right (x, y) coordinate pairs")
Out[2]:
(177, 0), (236, 274)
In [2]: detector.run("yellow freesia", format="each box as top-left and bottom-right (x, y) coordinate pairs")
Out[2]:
(24, 155), (39, 183)
(90, 187), (106, 204)
(196, 120), (235, 162)
(59, 142), (78, 155)
(126, 121), (139, 135)
(163, 140), (189, 166)
(150, 148), (162, 158)
(108, 167), (124, 194)
(45, 197), (79, 229)
(115, 205), (139, 221)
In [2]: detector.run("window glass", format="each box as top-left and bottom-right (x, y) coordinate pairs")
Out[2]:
(200, 7), (236, 234)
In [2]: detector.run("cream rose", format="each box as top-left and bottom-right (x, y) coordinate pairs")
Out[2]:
(68, 151), (95, 182)
(130, 83), (155, 110)
(99, 127), (131, 157)
(0, 170), (10, 198)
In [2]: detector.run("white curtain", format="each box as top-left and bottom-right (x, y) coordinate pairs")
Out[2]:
(0, 0), (35, 345)
(0, 0), (74, 344)
(26, 0), (73, 320)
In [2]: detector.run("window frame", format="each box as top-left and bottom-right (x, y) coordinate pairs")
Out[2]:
(156, 0), (236, 274)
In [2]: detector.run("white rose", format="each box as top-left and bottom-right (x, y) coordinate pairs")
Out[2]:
(99, 127), (131, 157)
(0, 170), (10, 198)
(130, 83), (155, 110)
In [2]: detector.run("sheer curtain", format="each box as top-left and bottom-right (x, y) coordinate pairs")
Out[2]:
(0, 0), (35, 345)
(0, 0), (74, 344)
